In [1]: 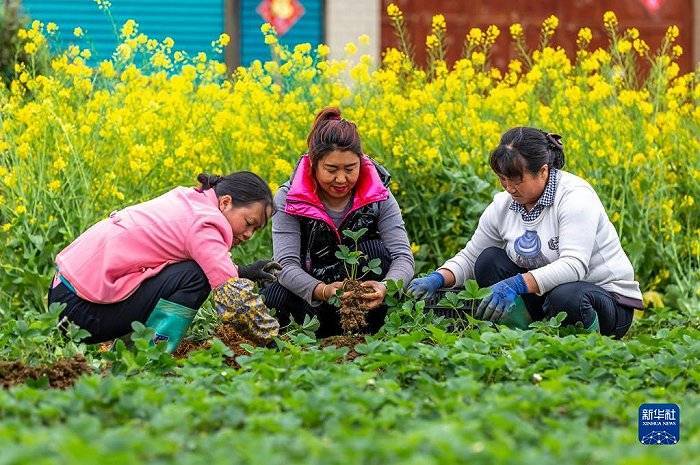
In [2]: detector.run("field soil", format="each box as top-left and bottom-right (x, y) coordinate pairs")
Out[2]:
(319, 335), (365, 361)
(174, 324), (260, 367)
(0, 356), (91, 389)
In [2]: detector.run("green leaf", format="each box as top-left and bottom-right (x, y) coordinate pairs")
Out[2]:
(342, 228), (368, 242)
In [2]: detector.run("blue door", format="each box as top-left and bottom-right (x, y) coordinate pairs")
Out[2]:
(21, 0), (225, 63)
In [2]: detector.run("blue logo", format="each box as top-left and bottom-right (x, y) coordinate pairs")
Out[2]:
(152, 333), (169, 344)
(639, 403), (680, 445)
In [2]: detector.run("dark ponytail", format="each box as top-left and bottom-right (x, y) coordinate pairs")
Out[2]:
(306, 107), (362, 166)
(197, 173), (223, 190)
(489, 127), (565, 178)
(197, 170), (274, 219)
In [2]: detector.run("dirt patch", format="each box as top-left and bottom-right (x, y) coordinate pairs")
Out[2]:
(339, 279), (373, 335)
(174, 324), (261, 367)
(319, 335), (365, 361)
(0, 356), (91, 389)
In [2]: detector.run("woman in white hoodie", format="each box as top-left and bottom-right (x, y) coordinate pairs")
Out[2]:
(409, 127), (643, 337)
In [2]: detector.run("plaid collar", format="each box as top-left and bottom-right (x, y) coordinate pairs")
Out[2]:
(509, 169), (559, 222)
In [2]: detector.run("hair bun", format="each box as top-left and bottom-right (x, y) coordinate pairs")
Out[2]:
(318, 107), (342, 122)
(197, 173), (223, 190)
(545, 133), (563, 150)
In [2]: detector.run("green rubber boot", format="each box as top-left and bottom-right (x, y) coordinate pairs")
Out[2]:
(500, 296), (533, 330)
(585, 312), (600, 333)
(144, 299), (197, 353)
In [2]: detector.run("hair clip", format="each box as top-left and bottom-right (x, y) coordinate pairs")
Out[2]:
(546, 133), (563, 150)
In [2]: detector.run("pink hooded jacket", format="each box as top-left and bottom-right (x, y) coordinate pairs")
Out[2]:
(54, 187), (238, 304)
(284, 154), (389, 239)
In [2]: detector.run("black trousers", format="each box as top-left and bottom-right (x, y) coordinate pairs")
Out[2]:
(474, 247), (634, 338)
(262, 239), (392, 338)
(48, 261), (211, 343)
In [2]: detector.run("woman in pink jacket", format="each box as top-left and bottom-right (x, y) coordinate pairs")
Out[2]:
(48, 171), (280, 352)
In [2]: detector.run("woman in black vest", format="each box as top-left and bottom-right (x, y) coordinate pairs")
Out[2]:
(261, 108), (414, 337)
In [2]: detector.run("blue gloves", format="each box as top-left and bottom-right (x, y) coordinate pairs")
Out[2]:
(476, 274), (528, 322)
(407, 272), (445, 300)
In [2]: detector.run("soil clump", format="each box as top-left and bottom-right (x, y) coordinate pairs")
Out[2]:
(0, 356), (91, 389)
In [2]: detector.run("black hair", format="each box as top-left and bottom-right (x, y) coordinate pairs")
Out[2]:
(307, 107), (363, 166)
(489, 127), (565, 179)
(197, 171), (274, 224)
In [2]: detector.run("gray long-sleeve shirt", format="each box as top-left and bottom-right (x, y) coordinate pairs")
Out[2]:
(272, 186), (415, 304)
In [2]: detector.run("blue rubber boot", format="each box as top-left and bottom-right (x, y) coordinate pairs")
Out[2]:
(144, 299), (197, 353)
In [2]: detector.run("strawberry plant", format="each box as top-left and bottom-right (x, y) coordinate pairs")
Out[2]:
(333, 228), (383, 334)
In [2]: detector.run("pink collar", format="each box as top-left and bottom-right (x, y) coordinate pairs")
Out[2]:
(284, 154), (389, 237)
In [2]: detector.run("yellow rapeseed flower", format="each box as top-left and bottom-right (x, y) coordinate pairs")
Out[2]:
(603, 11), (618, 29)
(99, 60), (115, 78)
(53, 157), (67, 171)
(117, 43), (132, 60)
(425, 34), (439, 49)
(485, 25), (500, 45)
(387, 3), (402, 19)
(616, 40), (632, 54)
(468, 28), (483, 45)
(643, 291), (664, 308)
(509, 23), (523, 39)
(633, 39), (649, 56)
(121, 19), (137, 38)
(542, 15), (559, 36)
(471, 52), (486, 66)
(431, 14), (446, 31)
(665, 25), (679, 40)
(73, 27), (84, 37)
(23, 42), (37, 55)
(577, 27), (592, 48)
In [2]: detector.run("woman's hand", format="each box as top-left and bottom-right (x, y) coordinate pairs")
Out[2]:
(313, 281), (344, 302)
(359, 280), (387, 309)
(475, 274), (528, 322)
(238, 259), (281, 285)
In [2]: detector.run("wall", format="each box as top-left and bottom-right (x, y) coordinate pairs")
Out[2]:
(325, 0), (381, 62)
(380, 0), (695, 73)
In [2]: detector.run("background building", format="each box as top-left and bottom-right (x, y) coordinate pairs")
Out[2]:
(18, 0), (698, 72)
